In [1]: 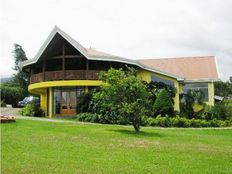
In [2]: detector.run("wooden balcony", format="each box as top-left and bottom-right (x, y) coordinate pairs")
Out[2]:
(30, 70), (99, 84)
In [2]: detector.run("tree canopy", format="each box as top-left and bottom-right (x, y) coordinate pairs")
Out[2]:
(93, 68), (151, 133)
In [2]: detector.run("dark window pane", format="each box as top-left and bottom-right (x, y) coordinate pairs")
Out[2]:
(183, 83), (209, 101)
(54, 88), (61, 114)
(65, 58), (86, 70)
(152, 75), (174, 87)
(46, 59), (62, 71)
(33, 62), (43, 74)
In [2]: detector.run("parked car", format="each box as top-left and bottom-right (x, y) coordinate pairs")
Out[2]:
(17, 96), (40, 107)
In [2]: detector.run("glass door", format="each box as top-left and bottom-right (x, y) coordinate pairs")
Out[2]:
(61, 89), (77, 116)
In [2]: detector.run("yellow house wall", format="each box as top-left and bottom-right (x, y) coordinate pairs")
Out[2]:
(28, 80), (103, 117)
(137, 69), (180, 111)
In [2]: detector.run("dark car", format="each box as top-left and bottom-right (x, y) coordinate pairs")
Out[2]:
(17, 96), (40, 107)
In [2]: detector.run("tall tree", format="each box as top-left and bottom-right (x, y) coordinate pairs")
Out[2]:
(12, 44), (29, 96)
(93, 68), (150, 133)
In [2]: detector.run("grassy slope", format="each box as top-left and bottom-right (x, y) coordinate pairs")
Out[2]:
(1, 120), (232, 174)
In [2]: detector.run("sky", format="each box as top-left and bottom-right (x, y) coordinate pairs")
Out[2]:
(0, 0), (231, 81)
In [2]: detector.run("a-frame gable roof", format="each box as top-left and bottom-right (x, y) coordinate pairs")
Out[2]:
(20, 26), (184, 80)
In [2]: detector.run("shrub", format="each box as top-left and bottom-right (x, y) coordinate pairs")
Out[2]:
(202, 101), (232, 121)
(153, 89), (174, 116)
(172, 116), (191, 127)
(77, 91), (94, 113)
(77, 113), (100, 123)
(20, 101), (44, 117)
(146, 116), (230, 128)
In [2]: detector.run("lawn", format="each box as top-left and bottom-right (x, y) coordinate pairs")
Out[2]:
(1, 119), (232, 174)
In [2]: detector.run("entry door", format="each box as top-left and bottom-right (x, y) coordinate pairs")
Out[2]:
(61, 90), (76, 116)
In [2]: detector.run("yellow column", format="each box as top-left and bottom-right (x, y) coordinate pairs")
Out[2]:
(208, 82), (214, 106)
(174, 81), (180, 112)
(49, 87), (53, 118)
(40, 91), (47, 116)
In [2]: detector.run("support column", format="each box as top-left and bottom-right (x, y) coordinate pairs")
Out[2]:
(174, 81), (180, 112)
(48, 87), (53, 118)
(40, 90), (47, 116)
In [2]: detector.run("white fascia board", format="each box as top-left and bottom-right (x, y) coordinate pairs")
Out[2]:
(184, 79), (220, 83)
(214, 56), (221, 80)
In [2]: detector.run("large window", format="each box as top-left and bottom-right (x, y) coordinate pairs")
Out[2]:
(183, 83), (209, 101)
(54, 88), (61, 114)
(152, 75), (174, 87)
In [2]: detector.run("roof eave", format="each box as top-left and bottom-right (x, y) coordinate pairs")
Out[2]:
(184, 78), (220, 83)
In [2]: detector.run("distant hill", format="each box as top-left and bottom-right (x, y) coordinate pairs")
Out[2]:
(1, 77), (12, 83)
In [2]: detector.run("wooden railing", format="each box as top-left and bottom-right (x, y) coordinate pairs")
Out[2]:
(30, 70), (99, 84)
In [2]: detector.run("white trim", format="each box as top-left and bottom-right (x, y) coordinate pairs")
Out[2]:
(184, 79), (220, 83)
(214, 56), (221, 80)
(20, 26), (184, 80)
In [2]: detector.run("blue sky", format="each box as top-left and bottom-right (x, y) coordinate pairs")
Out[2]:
(0, 0), (231, 81)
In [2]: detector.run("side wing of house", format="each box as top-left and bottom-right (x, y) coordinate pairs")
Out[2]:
(139, 56), (220, 111)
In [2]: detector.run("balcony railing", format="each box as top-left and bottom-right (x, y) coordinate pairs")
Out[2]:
(30, 70), (99, 84)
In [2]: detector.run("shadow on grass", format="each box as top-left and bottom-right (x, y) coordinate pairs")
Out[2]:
(107, 129), (164, 138)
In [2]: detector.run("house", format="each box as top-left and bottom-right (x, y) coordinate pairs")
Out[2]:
(20, 26), (220, 117)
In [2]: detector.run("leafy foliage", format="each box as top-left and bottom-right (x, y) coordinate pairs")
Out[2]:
(77, 113), (100, 123)
(0, 84), (24, 107)
(202, 100), (232, 121)
(146, 115), (231, 128)
(1, 44), (29, 106)
(153, 89), (174, 116)
(77, 90), (95, 113)
(20, 101), (44, 117)
(12, 44), (29, 96)
(144, 81), (176, 103)
(215, 80), (232, 98)
(93, 68), (150, 132)
(180, 89), (205, 118)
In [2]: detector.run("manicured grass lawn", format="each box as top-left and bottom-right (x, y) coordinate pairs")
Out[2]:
(1, 119), (232, 174)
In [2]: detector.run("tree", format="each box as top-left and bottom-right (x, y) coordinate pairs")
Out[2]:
(12, 44), (29, 96)
(215, 78), (232, 98)
(153, 89), (174, 116)
(0, 44), (29, 106)
(93, 68), (150, 133)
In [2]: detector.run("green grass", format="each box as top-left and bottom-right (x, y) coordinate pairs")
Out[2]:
(1, 120), (232, 174)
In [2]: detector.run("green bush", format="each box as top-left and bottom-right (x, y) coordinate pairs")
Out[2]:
(146, 116), (230, 128)
(77, 91), (95, 113)
(1, 85), (24, 107)
(20, 101), (44, 117)
(77, 113), (100, 123)
(153, 89), (174, 116)
(202, 101), (232, 121)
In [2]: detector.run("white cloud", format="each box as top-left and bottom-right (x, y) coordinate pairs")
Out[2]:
(0, 0), (231, 80)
